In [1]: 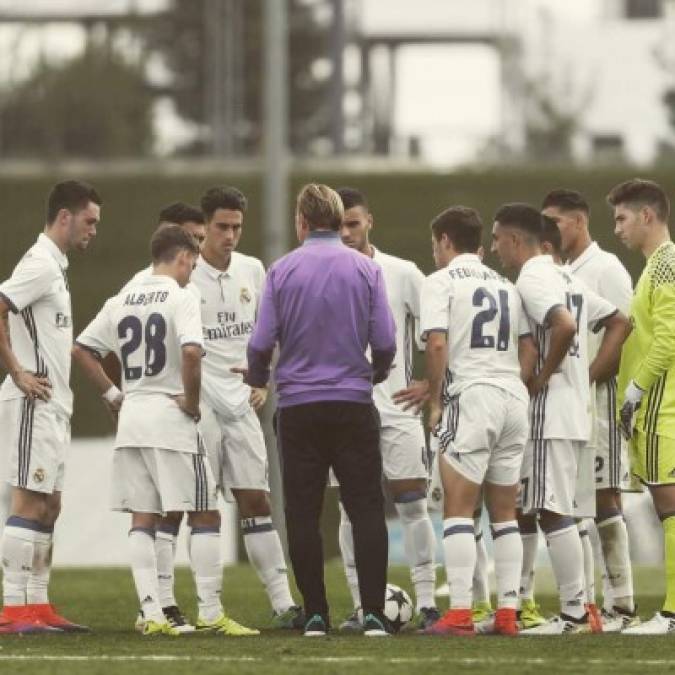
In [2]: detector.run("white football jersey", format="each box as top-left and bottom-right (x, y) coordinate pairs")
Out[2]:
(121, 264), (201, 302)
(516, 255), (617, 441)
(191, 252), (265, 419)
(371, 247), (425, 422)
(420, 253), (529, 404)
(568, 242), (632, 439)
(76, 274), (204, 452)
(0, 234), (73, 417)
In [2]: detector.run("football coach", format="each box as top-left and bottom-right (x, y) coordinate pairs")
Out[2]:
(245, 183), (396, 636)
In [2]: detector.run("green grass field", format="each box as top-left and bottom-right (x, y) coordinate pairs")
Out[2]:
(0, 562), (673, 675)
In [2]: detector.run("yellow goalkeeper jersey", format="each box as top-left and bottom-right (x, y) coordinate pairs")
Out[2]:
(618, 240), (675, 439)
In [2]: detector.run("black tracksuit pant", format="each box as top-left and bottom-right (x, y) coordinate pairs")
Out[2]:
(276, 400), (388, 621)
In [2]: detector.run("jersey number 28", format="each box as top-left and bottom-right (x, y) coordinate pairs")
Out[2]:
(118, 313), (167, 380)
(470, 287), (510, 351)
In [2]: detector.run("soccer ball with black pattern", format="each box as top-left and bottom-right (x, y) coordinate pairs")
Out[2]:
(383, 583), (413, 633)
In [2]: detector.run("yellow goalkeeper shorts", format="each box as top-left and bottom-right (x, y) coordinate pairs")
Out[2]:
(631, 431), (675, 486)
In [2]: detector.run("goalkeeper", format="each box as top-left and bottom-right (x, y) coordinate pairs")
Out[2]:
(610, 178), (675, 635)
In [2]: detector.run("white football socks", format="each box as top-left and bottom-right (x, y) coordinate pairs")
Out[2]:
(473, 516), (491, 606)
(597, 512), (634, 613)
(128, 528), (164, 623)
(338, 503), (362, 610)
(189, 527), (223, 622)
(2, 522), (38, 606)
(544, 521), (586, 620)
(492, 521), (522, 610)
(443, 517), (475, 610)
(578, 520), (596, 605)
(0, 483), (11, 540)
(241, 517), (295, 614)
(519, 530), (539, 603)
(26, 529), (53, 605)
(395, 494), (437, 611)
(155, 528), (178, 609)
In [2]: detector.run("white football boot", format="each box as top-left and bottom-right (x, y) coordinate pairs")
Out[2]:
(622, 612), (675, 635)
(520, 614), (590, 635)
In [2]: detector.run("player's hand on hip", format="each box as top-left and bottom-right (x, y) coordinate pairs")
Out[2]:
(231, 366), (251, 385)
(14, 371), (52, 402)
(619, 380), (644, 440)
(249, 386), (267, 411)
(392, 379), (429, 413)
(172, 394), (201, 422)
(102, 387), (124, 424)
(428, 402), (443, 431)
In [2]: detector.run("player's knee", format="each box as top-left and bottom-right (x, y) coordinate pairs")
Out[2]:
(234, 490), (271, 518)
(188, 510), (220, 530)
(162, 511), (184, 528)
(538, 511), (575, 534)
(517, 512), (538, 534)
(393, 491), (428, 524)
(596, 488), (621, 517)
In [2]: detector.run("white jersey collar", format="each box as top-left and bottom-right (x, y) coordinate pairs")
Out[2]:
(449, 253), (481, 267)
(197, 252), (238, 280)
(568, 241), (599, 274)
(520, 253), (553, 274)
(142, 273), (179, 288)
(38, 232), (69, 270)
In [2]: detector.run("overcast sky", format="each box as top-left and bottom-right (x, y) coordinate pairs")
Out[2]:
(0, 0), (670, 164)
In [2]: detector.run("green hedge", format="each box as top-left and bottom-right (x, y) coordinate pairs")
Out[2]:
(0, 166), (661, 435)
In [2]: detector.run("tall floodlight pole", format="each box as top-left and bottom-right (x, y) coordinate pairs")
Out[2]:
(263, 0), (289, 263)
(262, 0), (289, 543)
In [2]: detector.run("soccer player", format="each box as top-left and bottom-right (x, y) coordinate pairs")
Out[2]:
(492, 203), (628, 634)
(332, 187), (439, 631)
(542, 189), (638, 631)
(419, 206), (532, 637)
(117, 202), (205, 632)
(610, 178), (675, 634)
(192, 186), (302, 629)
(0, 180), (100, 634)
(72, 224), (257, 637)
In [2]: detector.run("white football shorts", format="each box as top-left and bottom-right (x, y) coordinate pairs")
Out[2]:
(592, 382), (629, 491)
(435, 384), (528, 487)
(111, 446), (216, 514)
(519, 438), (594, 517)
(0, 397), (70, 494)
(199, 405), (269, 501)
(380, 417), (428, 481)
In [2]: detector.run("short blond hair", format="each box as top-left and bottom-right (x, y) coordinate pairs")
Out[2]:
(296, 183), (344, 231)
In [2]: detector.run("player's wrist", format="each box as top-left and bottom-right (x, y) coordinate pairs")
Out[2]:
(102, 385), (122, 404)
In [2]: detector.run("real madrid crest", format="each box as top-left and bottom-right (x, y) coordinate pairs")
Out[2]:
(240, 287), (252, 303)
(33, 468), (45, 484)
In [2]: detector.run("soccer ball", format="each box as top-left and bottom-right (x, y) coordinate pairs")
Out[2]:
(383, 583), (413, 632)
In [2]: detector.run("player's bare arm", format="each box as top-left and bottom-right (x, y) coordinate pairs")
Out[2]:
(528, 306), (576, 396)
(175, 343), (202, 420)
(518, 334), (538, 385)
(424, 329), (448, 430)
(71, 344), (123, 419)
(0, 296), (52, 401)
(589, 312), (631, 385)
